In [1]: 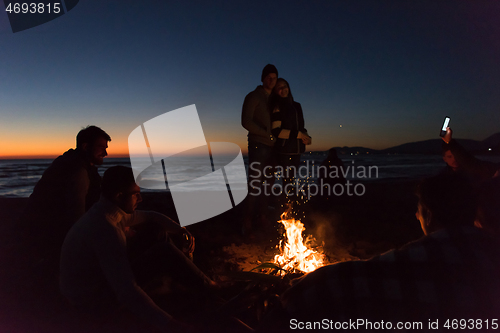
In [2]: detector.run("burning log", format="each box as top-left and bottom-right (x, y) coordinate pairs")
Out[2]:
(273, 213), (325, 276)
(215, 210), (327, 327)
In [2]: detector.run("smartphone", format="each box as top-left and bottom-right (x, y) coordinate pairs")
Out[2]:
(440, 116), (450, 137)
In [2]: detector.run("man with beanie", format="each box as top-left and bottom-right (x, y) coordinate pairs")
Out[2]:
(241, 64), (278, 234)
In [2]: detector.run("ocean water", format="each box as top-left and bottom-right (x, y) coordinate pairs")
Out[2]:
(0, 158), (132, 198)
(0, 154), (499, 198)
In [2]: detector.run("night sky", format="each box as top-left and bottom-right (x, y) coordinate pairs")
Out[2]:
(1, 0), (499, 158)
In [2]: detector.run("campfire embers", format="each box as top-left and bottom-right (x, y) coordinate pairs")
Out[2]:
(274, 213), (325, 276)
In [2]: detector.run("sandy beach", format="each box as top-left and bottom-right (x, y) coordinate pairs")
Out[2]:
(0, 179), (424, 332)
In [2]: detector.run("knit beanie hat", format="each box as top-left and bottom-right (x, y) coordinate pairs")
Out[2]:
(261, 64), (278, 82)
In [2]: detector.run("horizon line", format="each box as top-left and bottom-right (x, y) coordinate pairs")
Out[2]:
(0, 154), (132, 160)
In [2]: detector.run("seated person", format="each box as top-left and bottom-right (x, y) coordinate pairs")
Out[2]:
(317, 148), (346, 189)
(59, 166), (215, 332)
(278, 174), (500, 325)
(441, 127), (499, 184)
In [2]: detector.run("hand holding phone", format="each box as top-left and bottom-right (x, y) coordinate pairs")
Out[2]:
(440, 116), (450, 137)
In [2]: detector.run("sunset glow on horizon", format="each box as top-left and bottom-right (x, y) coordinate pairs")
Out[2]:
(1, 1), (499, 160)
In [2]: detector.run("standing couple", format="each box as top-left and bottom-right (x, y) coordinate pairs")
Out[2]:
(241, 64), (312, 234)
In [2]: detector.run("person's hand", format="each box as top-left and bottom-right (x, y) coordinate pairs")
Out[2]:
(298, 132), (312, 145)
(442, 127), (453, 144)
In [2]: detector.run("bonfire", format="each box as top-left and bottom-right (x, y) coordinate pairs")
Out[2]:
(273, 212), (324, 276)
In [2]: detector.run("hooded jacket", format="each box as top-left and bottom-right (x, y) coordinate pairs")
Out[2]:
(241, 85), (275, 146)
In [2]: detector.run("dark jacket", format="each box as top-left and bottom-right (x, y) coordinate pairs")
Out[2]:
(241, 85), (274, 146)
(271, 99), (307, 154)
(22, 149), (101, 250)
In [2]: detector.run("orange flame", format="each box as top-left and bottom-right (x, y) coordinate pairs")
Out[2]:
(274, 213), (324, 275)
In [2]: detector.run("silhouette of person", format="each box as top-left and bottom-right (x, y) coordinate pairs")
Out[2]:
(269, 78), (311, 201)
(60, 166), (213, 332)
(317, 148), (346, 193)
(241, 64), (278, 234)
(20, 125), (111, 263)
(441, 127), (499, 185)
(278, 174), (500, 325)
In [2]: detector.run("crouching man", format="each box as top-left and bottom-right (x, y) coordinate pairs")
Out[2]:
(60, 166), (215, 332)
(276, 174), (500, 329)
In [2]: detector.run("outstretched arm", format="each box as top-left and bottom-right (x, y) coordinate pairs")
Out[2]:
(442, 127), (498, 180)
(122, 211), (195, 252)
(442, 127), (476, 167)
